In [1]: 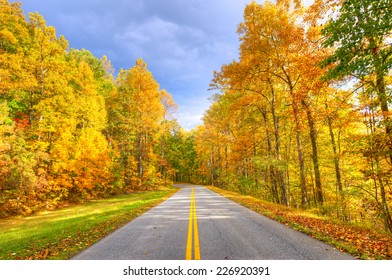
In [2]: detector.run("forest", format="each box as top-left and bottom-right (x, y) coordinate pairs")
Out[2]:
(1, 0), (392, 236)
(0, 0), (179, 218)
(195, 0), (392, 233)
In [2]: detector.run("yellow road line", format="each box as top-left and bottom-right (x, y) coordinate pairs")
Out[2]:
(186, 188), (200, 260)
(193, 189), (200, 260)
(186, 189), (193, 260)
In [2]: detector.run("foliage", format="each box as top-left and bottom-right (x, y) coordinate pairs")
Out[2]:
(107, 58), (176, 191)
(195, 0), (392, 233)
(1, 0), (392, 259)
(321, 0), (392, 81)
(0, 0), (177, 217)
(321, 0), (392, 231)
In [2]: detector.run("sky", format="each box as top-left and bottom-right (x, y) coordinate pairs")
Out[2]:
(14, 0), (258, 130)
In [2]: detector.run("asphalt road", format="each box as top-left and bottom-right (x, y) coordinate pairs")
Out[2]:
(72, 184), (355, 260)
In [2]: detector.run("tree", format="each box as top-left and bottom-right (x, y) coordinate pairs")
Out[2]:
(0, 0), (33, 96)
(210, 1), (330, 207)
(1, 0), (177, 217)
(321, 0), (392, 161)
(321, 0), (392, 232)
(110, 58), (173, 190)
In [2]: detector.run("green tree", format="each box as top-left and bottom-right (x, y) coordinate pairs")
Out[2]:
(321, 0), (392, 160)
(321, 0), (392, 232)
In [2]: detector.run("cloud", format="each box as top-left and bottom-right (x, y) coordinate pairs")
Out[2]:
(118, 17), (180, 44)
(176, 96), (211, 130)
(114, 16), (205, 66)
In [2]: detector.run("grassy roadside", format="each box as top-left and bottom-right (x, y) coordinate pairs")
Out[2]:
(0, 187), (177, 260)
(206, 185), (392, 260)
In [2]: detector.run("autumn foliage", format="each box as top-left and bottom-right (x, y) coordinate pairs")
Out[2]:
(0, 0), (177, 218)
(1, 0), (392, 247)
(195, 0), (392, 234)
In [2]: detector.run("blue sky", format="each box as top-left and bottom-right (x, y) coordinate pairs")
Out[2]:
(15, 0), (257, 130)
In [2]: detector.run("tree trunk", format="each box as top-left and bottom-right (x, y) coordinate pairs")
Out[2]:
(160, 135), (165, 174)
(137, 133), (143, 188)
(376, 73), (392, 164)
(379, 179), (392, 232)
(268, 80), (287, 205)
(261, 108), (279, 203)
(292, 100), (308, 209)
(302, 100), (323, 205)
(326, 107), (343, 194)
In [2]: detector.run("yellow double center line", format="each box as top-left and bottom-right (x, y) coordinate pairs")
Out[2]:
(186, 188), (200, 260)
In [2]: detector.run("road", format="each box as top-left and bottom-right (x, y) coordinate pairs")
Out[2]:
(72, 184), (354, 260)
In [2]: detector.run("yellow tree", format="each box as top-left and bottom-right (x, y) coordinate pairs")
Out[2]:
(211, 1), (307, 206)
(25, 13), (79, 203)
(0, 0), (34, 96)
(156, 89), (177, 180)
(195, 94), (233, 187)
(113, 58), (168, 190)
(239, 0), (330, 207)
(209, 0), (346, 208)
(1, 0), (179, 216)
(63, 54), (113, 200)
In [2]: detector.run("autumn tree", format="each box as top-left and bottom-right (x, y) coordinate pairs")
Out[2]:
(0, 0), (179, 217)
(109, 58), (174, 190)
(195, 0), (392, 232)
(209, 1), (332, 207)
(321, 0), (392, 231)
(0, 0), (33, 96)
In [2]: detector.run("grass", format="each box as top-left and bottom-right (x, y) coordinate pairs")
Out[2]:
(0, 187), (177, 260)
(206, 185), (392, 260)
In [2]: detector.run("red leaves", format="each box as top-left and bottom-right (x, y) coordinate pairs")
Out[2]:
(13, 113), (29, 130)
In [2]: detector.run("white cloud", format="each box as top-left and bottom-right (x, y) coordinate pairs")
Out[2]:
(118, 17), (180, 43)
(177, 106), (205, 131)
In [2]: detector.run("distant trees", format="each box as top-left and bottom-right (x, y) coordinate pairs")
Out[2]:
(0, 0), (177, 217)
